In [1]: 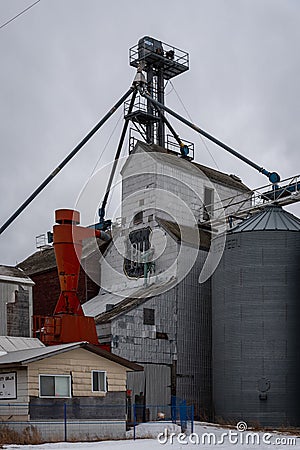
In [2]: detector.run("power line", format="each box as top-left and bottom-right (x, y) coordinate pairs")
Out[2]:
(0, 0), (41, 31)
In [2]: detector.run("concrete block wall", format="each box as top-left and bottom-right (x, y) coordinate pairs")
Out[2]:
(7, 287), (30, 337)
(0, 282), (18, 335)
(0, 283), (32, 337)
(121, 147), (251, 228)
(101, 222), (178, 294)
(111, 290), (177, 365)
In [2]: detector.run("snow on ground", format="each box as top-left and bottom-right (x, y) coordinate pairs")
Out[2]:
(4, 422), (300, 449)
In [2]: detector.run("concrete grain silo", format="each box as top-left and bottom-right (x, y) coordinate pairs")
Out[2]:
(212, 205), (300, 427)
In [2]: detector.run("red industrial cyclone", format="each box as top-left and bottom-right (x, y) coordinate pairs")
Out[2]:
(33, 209), (107, 347)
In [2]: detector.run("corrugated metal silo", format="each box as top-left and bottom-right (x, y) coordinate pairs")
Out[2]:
(212, 205), (300, 427)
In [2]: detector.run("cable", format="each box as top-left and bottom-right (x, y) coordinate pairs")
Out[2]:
(0, 85), (134, 235)
(89, 111), (123, 178)
(0, 0), (41, 30)
(142, 91), (279, 183)
(169, 80), (220, 170)
(99, 90), (137, 223)
(165, 80), (174, 96)
(106, 131), (128, 214)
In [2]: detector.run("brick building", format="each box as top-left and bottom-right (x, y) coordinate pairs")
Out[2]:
(18, 239), (110, 317)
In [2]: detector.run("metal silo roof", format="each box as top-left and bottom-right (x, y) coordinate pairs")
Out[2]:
(231, 205), (300, 232)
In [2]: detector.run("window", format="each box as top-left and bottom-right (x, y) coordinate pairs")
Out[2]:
(203, 187), (214, 220)
(156, 331), (168, 340)
(39, 375), (71, 398)
(143, 308), (155, 325)
(133, 211), (143, 225)
(124, 227), (151, 278)
(92, 371), (107, 392)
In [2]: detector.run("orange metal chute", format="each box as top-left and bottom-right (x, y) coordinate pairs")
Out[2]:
(33, 209), (104, 347)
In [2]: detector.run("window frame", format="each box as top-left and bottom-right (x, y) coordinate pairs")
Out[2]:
(133, 211), (143, 225)
(39, 374), (72, 399)
(91, 370), (107, 393)
(203, 186), (214, 220)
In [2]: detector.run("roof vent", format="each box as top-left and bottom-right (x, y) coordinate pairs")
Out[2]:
(229, 174), (242, 182)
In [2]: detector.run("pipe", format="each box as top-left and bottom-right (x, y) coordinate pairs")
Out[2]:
(0, 86), (135, 235)
(149, 99), (189, 156)
(142, 92), (280, 183)
(99, 90), (137, 226)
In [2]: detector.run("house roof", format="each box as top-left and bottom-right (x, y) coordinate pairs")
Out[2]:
(0, 336), (44, 354)
(0, 265), (34, 285)
(17, 247), (57, 275)
(85, 278), (177, 324)
(156, 217), (211, 250)
(83, 290), (128, 318)
(0, 341), (143, 371)
(18, 237), (110, 276)
(123, 141), (250, 192)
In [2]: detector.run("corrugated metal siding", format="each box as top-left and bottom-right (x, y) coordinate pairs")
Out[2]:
(212, 230), (300, 427)
(127, 363), (171, 420)
(144, 364), (171, 408)
(176, 249), (212, 419)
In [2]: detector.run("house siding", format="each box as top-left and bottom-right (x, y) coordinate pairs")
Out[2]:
(0, 368), (29, 419)
(0, 347), (134, 440)
(27, 348), (127, 397)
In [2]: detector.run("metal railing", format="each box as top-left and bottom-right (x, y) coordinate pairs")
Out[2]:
(0, 400), (194, 443)
(132, 400), (194, 440)
(199, 174), (300, 230)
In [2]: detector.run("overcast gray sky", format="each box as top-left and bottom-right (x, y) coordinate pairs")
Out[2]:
(0, 0), (299, 266)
